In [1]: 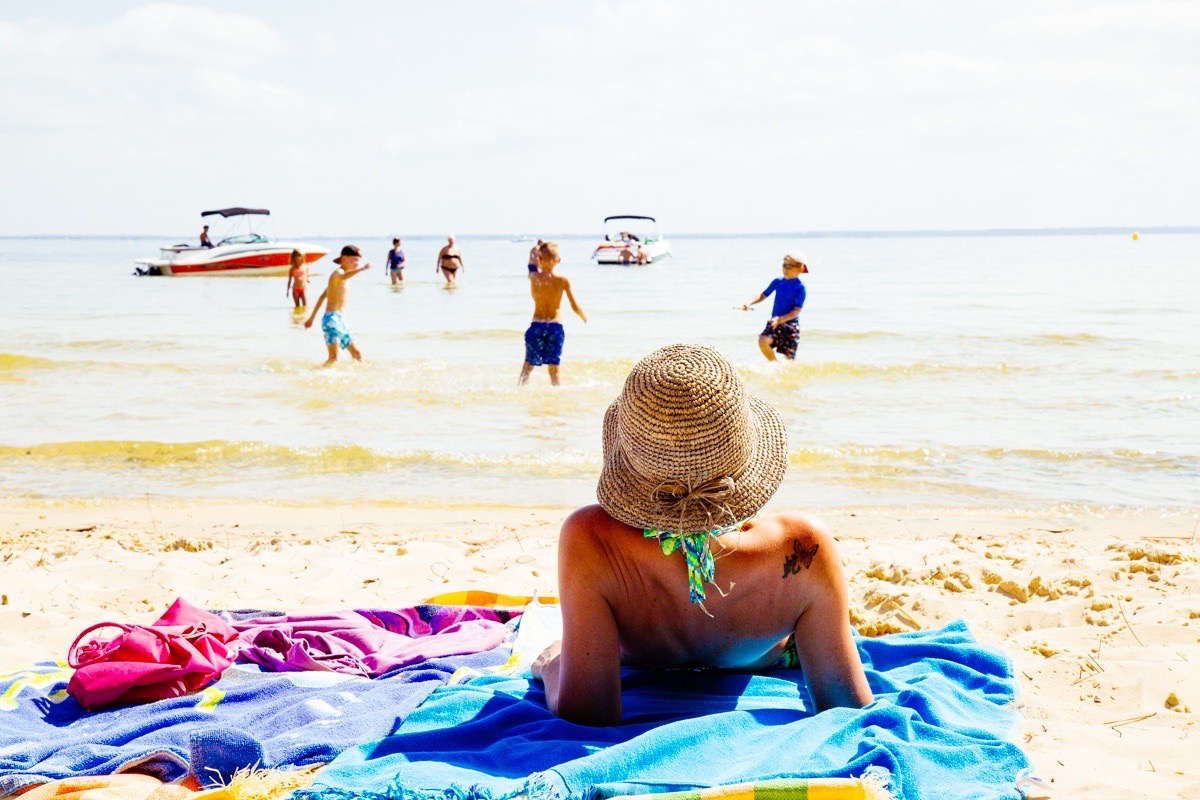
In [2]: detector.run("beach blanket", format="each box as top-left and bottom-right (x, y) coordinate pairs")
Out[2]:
(423, 591), (558, 609)
(14, 773), (232, 800)
(233, 606), (512, 678)
(604, 777), (891, 800)
(0, 643), (509, 795)
(296, 619), (1028, 800)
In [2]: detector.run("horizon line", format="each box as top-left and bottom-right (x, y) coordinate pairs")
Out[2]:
(2, 225), (1197, 241)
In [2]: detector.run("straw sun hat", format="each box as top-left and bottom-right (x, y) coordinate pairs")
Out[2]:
(596, 344), (789, 534)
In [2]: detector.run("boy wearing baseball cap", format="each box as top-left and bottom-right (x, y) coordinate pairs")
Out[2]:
(741, 252), (809, 361)
(304, 245), (372, 366)
(532, 344), (871, 725)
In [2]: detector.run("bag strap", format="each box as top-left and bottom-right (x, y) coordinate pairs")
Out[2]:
(67, 622), (136, 668)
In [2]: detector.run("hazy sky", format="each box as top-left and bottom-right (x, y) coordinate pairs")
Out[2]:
(1, 1), (1196, 235)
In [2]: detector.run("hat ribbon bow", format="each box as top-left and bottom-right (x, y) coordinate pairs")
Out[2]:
(653, 476), (736, 523)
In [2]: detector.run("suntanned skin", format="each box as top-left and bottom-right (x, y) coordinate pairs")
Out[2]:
(286, 252), (309, 308)
(741, 257), (808, 362)
(518, 248), (587, 387)
(437, 236), (463, 284)
(533, 505), (873, 727)
(304, 255), (371, 366)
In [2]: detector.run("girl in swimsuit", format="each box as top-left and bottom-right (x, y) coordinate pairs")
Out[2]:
(286, 249), (309, 308)
(437, 236), (464, 284)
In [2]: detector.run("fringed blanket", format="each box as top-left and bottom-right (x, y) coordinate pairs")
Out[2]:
(295, 618), (1028, 800)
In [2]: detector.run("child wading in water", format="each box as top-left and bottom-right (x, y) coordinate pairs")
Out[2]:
(519, 242), (587, 386)
(286, 250), (309, 308)
(304, 245), (371, 366)
(741, 251), (809, 361)
(386, 237), (406, 285)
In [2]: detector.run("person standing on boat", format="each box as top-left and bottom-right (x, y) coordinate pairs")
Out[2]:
(304, 245), (371, 366)
(199, 225), (214, 248)
(528, 239), (544, 274)
(740, 252), (808, 362)
(386, 238), (406, 285)
(437, 235), (464, 284)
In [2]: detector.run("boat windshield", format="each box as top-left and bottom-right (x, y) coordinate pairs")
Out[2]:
(217, 233), (268, 246)
(603, 218), (660, 244)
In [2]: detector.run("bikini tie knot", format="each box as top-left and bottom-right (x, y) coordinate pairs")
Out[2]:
(643, 528), (721, 605)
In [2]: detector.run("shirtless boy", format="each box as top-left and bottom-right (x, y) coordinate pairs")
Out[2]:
(533, 344), (872, 726)
(437, 235), (464, 284)
(304, 245), (371, 366)
(519, 242), (587, 387)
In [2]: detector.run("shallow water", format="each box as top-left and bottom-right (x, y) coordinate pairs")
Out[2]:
(1, 232), (1197, 512)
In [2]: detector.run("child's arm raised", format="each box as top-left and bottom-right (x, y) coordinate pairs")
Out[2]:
(564, 278), (588, 323)
(342, 262), (372, 280)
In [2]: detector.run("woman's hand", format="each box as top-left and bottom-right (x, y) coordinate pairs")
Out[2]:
(531, 639), (562, 682)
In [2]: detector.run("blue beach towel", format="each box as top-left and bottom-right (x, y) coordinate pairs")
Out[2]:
(297, 621), (1028, 800)
(0, 648), (509, 795)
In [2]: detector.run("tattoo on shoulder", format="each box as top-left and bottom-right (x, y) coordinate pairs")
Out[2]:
(782, 540), (819, 579)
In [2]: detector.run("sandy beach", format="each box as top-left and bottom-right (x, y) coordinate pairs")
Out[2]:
(1, 500), (1196, 798)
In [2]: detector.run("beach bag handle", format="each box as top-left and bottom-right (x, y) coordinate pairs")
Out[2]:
(67, 621), (139, 668)
(65, 598), (239, 710)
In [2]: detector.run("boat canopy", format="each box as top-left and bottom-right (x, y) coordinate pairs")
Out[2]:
(201, 207), (270, 218)
(604, 215), (656, 223)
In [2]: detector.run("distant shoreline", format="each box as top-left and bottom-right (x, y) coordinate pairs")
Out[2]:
(2, 226), (1198, 241)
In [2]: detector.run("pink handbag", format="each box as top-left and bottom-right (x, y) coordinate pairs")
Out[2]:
(66, 597), (239, 711)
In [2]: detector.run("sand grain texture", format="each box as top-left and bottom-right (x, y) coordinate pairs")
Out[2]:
(1, 501), (1198, 799)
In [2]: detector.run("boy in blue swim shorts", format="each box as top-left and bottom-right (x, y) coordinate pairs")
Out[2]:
(740, 251), (808, 361)
(519, 242), (587, 387)
(304, 245), (372, 366)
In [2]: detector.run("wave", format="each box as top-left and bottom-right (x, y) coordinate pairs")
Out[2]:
(746, 360), (1027, 381)
(0, 353), (59, 372)
(788, 444), (1198, 473)
(0, 440), (601, 476)
(1134, 368), (1200, 381)
(1026, 333), (1107, 347)
(4, 440), (1194, 476)
(0, 351), (193, 375)
(801, 330), (904, 342)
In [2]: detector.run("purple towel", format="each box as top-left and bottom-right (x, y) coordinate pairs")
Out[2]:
(233, 607), (511, 678)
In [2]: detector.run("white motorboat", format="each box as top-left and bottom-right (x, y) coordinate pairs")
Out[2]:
(592, 215), (672, 265)
(135, 208), (327, 276)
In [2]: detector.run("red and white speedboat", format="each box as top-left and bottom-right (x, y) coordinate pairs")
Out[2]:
(592, 215), (672, 265)
(136, 208), (326, 276)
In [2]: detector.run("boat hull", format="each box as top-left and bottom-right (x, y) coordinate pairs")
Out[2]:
(136, 244), (326, 276)
(593, 240), (672, 265)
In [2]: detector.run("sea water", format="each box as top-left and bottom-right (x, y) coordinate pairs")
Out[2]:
(0, 233), (1196, 513)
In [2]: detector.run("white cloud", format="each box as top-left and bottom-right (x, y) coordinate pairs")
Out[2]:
(0, 4), (298, 131)
(1, 1), (1197, 234)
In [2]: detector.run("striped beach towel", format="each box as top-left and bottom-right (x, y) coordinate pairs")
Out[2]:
(603, 776), (894, 800)
(422, 590), (558, 608)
